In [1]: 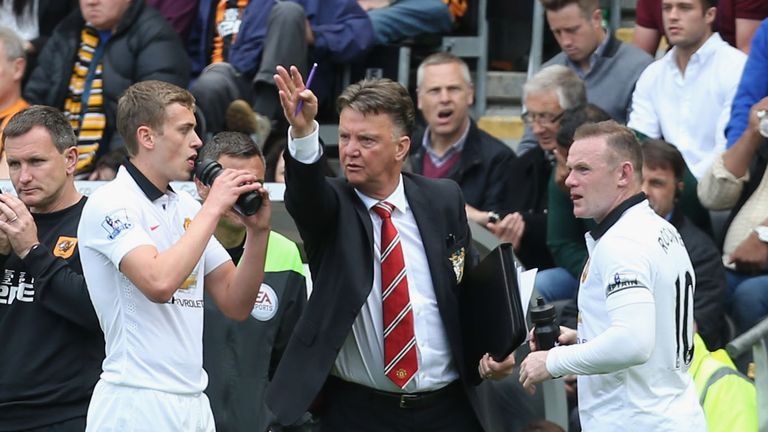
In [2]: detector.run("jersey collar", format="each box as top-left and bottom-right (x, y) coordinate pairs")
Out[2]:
(124, 160), (173, 201)
(589, 192), (647, 240)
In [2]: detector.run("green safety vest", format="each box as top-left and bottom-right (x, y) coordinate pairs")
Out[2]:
(688, 334), (758, 432)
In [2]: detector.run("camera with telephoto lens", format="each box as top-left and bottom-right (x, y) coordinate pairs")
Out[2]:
(531, 297), (560, 350)
(195, 159), (262, 216)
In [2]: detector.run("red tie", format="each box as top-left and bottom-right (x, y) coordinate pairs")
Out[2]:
(373, 201), (418, 388)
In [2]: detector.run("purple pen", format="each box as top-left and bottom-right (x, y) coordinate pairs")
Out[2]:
(294, 62), (318, 117)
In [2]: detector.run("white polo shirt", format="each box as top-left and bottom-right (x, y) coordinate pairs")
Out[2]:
(628, 33), (746, 179)
(78, 164), (230, 394)
(547, 195), (705, 431)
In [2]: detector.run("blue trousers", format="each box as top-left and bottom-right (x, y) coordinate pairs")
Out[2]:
(367, 0), (453, 45)
(534, 267), (579, 302)
(726, 270), (768, 334)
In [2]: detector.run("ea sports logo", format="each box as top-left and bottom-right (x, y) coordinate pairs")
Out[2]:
(250, 284), (278, 321)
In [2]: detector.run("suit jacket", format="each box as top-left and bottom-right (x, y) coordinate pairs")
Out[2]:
(266, 150), (484, 426)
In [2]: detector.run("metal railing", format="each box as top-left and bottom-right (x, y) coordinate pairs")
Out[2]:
(726, 316), (768, 432)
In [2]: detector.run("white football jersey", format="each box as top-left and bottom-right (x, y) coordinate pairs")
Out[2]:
(575, 198), (706, 431)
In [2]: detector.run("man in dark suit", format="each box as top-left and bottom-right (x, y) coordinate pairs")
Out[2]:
(266, 66), (515, 431)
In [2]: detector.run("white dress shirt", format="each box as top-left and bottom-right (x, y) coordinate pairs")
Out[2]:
(628, 33), (746, 179)
(288, 122), (459, 392)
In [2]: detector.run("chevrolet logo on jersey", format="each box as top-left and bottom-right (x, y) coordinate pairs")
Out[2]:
(54, 236), (77, 259)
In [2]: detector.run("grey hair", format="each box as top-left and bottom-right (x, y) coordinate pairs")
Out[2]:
(416, 51), (473, 88)
(523, 64), (586, 110)
(0, 26), (26, 62)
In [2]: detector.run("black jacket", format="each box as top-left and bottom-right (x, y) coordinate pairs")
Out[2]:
(23, 0), (190, 157)
(498, 146), (554, 270)
(672, 209), (728, 349)
(0, 197), (103, 429)
(409, 120), (516, 212)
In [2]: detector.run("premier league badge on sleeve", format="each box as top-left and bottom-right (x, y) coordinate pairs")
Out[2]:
(449, 247), (465, 283)
(101, 209), (133, 240)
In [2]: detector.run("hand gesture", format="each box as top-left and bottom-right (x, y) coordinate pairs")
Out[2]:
(0, 194), (39, 258)
(274, 65), (318, 138)
(519, 351), (552, 394)
(487, 212), (525, 251)
(477, 352), (516, 381)
(728, 232), (768, 273)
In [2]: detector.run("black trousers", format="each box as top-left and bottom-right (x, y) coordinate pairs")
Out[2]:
(320, 377), (483, 432)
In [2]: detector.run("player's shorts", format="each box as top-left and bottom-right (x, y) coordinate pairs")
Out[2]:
(86, 380), (215, 431)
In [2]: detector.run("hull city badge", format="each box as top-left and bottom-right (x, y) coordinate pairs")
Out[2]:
(54, 236), (77, 259)
(250, 284), (278, 321)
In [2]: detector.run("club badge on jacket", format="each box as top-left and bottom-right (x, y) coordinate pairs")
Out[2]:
(450, 247), (465, 283)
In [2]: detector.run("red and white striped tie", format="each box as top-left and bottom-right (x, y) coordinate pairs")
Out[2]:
(373, 201), (418, 388)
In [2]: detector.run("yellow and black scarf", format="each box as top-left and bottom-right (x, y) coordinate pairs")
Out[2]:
(63, 26), (106, 173)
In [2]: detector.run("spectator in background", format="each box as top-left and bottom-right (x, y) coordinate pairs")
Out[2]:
(408, 52), (515, 226)
(87, 146), (127, 181)
(23, 0), (190, 178)
(357, 0), (458, 45)
(195, 132), (309, 432)
(629, 0), (746, 179)
(187, 0), (374, 139)
(0, 26), (29, 177)
(516, 0), (651, 155)
(146, 0), (198, 42)
(698, 96), (768, 336)
(490, 65), (585, 272)
(725, 18), (768, 149)
(0, 0), (78, 78)
(539, 0), (651, 124)
(641, 139), (728, 349)
(633, 0), (768, 54)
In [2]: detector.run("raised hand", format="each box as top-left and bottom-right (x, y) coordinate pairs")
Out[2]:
(274, 65), (318, 138)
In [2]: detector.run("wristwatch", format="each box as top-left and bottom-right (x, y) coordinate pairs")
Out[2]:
(754, 225), (768, 243)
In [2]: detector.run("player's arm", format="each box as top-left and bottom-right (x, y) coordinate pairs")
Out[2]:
(120, 170), (262, 303)
(546, 237), (657, 377)
(546, 287), (655, 377)
(205, 191), (271, 321)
